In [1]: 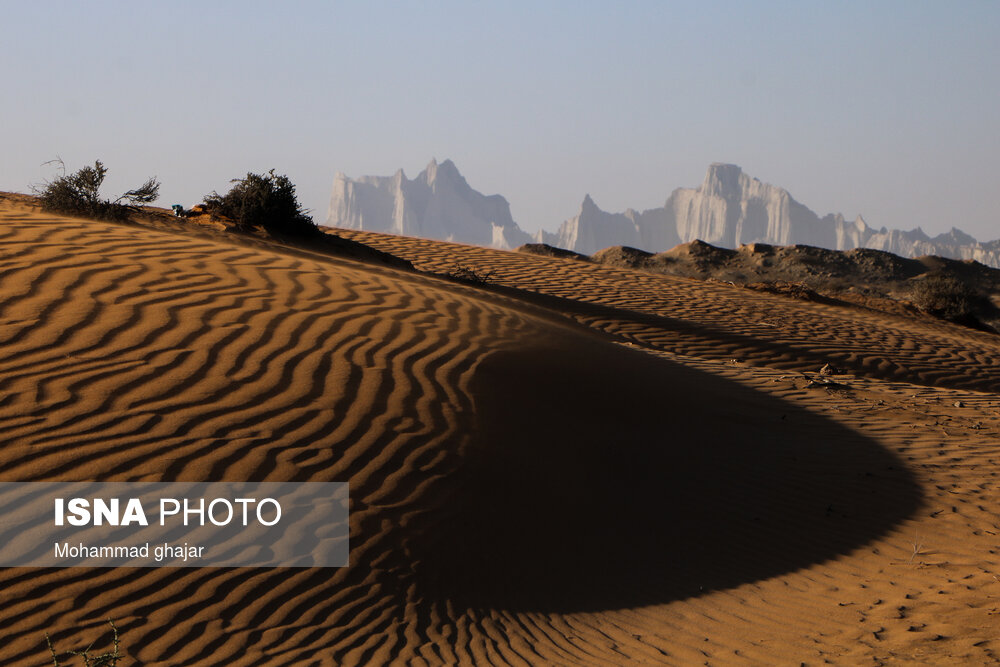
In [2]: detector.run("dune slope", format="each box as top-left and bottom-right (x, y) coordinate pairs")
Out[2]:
(0, 202), (999, 665)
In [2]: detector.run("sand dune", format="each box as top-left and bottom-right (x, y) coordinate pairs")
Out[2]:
(2, 198), (1000, 665)
(336, 229), (1000, 393)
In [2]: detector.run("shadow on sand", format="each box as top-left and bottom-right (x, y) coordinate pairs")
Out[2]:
(409, 328), (922, 614)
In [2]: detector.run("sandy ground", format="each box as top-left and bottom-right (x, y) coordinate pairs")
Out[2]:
(2, 199), (1000, 665)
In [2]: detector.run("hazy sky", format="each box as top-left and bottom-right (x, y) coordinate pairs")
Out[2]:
(2, 2), (997, 240)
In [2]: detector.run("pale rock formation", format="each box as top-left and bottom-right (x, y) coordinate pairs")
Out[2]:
(544, 194), (642, 254)
(326, 159), (532, 249)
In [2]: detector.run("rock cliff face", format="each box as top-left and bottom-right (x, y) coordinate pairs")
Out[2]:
(546, 163), (1000, 267)
(326, 159), (532, 249)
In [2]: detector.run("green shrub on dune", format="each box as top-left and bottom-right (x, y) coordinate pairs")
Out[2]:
(203, 169), (316, 237)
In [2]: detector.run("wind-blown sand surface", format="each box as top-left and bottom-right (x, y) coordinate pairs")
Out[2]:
(2, 197), (1000, 665)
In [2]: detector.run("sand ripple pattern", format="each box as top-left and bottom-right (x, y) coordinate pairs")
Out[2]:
(0, 213), (542, 665)
(335, 229), (1000, 392)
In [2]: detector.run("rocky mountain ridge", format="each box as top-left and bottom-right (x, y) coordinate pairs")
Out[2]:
(546, 163), (1000, 266)
(327, 160), (1000, 267)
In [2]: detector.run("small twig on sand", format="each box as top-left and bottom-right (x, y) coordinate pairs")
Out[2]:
(908, 534), (924, 564)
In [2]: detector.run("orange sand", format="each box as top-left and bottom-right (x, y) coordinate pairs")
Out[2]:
(2, 198), (1000, 665)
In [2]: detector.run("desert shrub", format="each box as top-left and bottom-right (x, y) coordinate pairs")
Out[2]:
(45, 619), (123, 666)
(203, 170), (316, 237)
(446, 265), (496, 285)
(909, 274), (979, 321)
(35, 160), (159, 221)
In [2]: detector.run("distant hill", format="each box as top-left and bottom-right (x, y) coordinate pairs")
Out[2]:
(518, 238), (1000, 333)
(327, 160), (1000, 267)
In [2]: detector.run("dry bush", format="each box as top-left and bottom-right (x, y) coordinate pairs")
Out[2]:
(45, 619), (123, 666)
(909, 274), (979, 321)
(34, 160), (159, 222)
(445, 265), (496, 285)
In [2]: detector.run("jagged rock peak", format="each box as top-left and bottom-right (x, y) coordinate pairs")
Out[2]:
(703, 163), (746, 197)
(580, 193), (599, 212)
(420, 158), (468, 188)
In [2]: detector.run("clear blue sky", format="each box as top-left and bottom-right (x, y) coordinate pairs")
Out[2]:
(2, 2), (997, 240)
